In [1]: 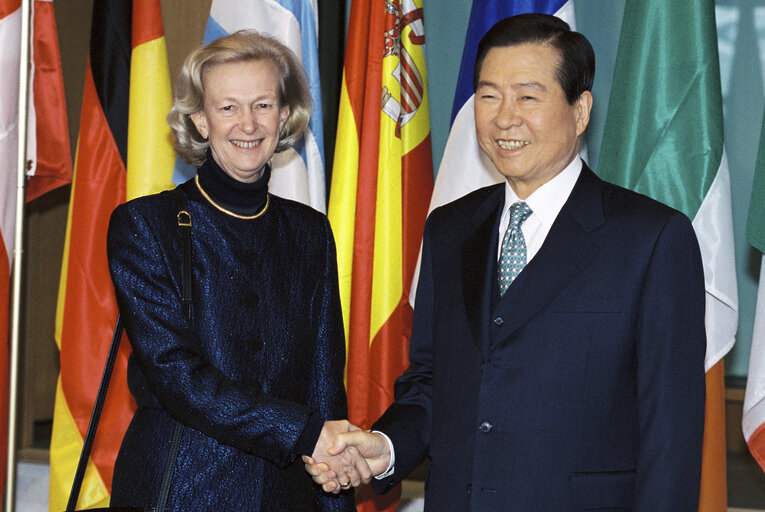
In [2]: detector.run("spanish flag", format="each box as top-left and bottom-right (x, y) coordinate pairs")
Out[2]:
(49, 1), (174, 509)
(327, 1), (433, 511)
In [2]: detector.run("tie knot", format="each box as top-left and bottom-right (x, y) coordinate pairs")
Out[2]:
(508, 202), (532, 230)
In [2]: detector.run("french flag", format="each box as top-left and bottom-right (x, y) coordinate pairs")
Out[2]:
(429, 0), (576, 212)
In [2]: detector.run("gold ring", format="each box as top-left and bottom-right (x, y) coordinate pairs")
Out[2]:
(340, 481), (351, 488)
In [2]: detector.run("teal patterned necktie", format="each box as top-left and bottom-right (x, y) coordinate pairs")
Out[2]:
(498, 201), (532, 296)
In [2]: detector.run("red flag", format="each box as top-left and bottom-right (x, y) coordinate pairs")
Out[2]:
(28, 0), (73, 201)
(328, 1), (433, 510)
(0, 0), (71, 504)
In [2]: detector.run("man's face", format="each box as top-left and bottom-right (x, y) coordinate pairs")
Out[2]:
(474, 43), (592, 198)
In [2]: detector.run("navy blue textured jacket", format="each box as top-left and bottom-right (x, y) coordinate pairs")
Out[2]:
(107, 158), (353, 511)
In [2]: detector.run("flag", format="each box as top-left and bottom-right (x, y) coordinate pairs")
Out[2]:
(1, 0), (72, 501)
(327, 0), (433, 510)
(0, 0), (22, 501)
(28, 0), (73, 201)
(743, 109), (765, 471)
(597, 1), (737, 510)
(172, 0), (327, 213)
(49, 1), (175, 509)
(428, 0), (576, 213)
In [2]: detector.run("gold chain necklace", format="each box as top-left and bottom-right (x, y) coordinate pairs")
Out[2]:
(195, 174), (270, 220)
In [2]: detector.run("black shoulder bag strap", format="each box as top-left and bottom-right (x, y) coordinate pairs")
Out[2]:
(66, 190), (193, 512)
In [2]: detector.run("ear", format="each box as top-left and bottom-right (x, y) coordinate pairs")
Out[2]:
(574, 91), (593, 137)
(190, 111), (209, 139)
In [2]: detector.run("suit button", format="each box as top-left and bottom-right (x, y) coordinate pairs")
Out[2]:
(479, 421), (492, 433)
(493, 316), (503, 326)
(480, 360), (485, 370)
(466, 483), (472, 494)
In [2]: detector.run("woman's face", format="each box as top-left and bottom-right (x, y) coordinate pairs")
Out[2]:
(191, 59), (289, 183)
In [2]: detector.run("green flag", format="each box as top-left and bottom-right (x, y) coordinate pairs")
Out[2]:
(743, 109), (765, 471)
(598, 5), (738, 508)
(748, 112), (765, 254)
(598, 0), (737, 369)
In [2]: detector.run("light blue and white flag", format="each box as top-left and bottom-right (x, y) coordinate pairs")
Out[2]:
(429, 0), (576, 212)
(174, 0), (326, 212)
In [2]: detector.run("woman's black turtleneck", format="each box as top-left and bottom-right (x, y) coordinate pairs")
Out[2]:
(196, 149), (270, 216)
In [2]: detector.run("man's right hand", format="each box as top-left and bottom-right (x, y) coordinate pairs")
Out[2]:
(304, 430), (392, 493)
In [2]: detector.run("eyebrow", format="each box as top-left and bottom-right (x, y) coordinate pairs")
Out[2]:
(513, 81), (546, 91)
(475, 80), (547, 92)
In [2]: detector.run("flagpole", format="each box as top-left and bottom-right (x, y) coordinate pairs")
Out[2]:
(6, 0), (32, 510)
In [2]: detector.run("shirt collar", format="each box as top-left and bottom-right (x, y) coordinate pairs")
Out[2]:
(503, 157), (582, 229)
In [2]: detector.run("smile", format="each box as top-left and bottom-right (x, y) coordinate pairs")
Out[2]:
(232, 140), (261, 149)
(497, 140), (530, 150)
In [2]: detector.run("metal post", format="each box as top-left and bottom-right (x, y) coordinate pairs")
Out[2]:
(6, 0), (32, 510)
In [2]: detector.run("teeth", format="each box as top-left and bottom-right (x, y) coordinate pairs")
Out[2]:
(497, 140), (529, 150)
(232, 140), (260, 149)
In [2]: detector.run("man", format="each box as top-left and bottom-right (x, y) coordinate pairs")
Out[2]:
(308, 13), (706, 511)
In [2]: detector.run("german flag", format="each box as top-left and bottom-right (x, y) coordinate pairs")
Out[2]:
(49, 1), (174, 509)
(327, 1), (433, 511)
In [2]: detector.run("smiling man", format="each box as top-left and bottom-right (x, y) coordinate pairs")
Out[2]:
(306, 13), (707, 511)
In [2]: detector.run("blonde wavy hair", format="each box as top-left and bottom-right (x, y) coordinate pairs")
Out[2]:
(168, 30), (311, 166)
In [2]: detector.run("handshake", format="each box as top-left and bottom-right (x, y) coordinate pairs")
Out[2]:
(302, 420), (392, 494)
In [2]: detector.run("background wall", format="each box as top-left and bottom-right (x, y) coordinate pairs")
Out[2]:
(21, 0), (765, 450)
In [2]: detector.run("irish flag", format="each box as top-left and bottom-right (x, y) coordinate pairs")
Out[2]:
(327, 0), (433, 510)
(598, 1), (737, 510)
(49, 0), (175, 509)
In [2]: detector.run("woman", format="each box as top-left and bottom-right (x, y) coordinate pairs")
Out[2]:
(106, 30), (361, 511)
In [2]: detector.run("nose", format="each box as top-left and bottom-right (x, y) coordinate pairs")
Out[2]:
(495, 98), (521, 129)
(239, 109), (257, 133)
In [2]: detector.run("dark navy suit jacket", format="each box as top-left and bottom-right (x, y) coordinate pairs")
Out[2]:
(373, 165), (706, 511)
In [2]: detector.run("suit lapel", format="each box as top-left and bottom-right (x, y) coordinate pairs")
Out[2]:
(462, 185), (504, 352)
(492, 166), (606, 343)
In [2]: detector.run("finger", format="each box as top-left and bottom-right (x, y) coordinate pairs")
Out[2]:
(322, 480), (339, 493)
(308, 464), (337, 482)
(328, 430), (368, 455)
(335, 467), (360, 490)
(353, 454), (373, 483)
(341, 446), (367, 485)
(343, 466), (361, 487)
(309, 468), (337, 485)
(304, 463), (325, 477)
(301, 455), (315, 464)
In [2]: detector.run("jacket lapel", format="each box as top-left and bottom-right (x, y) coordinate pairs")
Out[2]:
(462, 185), (504, 352)
(492, 166), (606, 343)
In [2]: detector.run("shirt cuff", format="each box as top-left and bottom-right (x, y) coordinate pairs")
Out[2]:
(371, 430), (396, 479)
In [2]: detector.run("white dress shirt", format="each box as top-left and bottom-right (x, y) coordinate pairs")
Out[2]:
(376, 157), (583, 480)
(497, 157), (582, 261)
